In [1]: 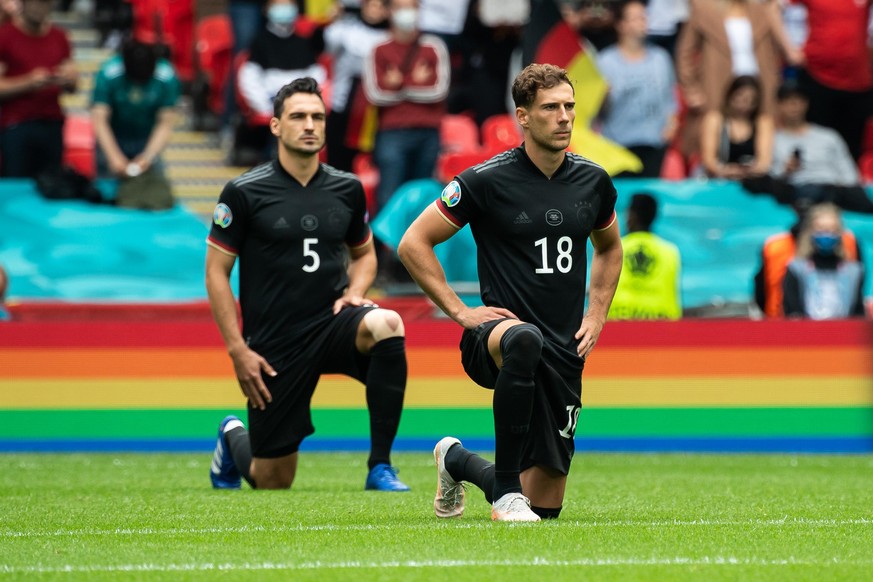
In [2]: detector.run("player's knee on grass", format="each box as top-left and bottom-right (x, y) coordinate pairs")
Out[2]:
(363, 309), (405, 343)
(499, 323), (543, 377)
(251, 459), (297, 490)
(530, 505), (562, 519)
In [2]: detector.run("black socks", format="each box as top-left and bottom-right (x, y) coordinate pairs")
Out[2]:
(365, 336), (407, 470)
(492, 324), (542, 501)
(225, 426), (255, 488)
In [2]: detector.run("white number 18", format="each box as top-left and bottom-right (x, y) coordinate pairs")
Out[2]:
(535, 236), (573, 274)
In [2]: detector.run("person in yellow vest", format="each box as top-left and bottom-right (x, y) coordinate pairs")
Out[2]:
(608, 192), (682, 320)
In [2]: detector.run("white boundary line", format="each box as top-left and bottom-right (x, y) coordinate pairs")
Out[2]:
(3, 556), (873, 574)
(2, 517), (871, 538)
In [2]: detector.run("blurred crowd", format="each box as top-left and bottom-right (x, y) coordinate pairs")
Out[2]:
(0, 0), (870, 318)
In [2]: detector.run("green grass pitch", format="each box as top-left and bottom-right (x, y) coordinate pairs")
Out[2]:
(1, 452), (871, 580)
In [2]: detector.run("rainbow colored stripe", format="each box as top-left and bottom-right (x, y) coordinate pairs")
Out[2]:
(3, 317), (872, 452)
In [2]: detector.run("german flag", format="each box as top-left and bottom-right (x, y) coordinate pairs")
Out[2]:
(523, 0), (642, 175)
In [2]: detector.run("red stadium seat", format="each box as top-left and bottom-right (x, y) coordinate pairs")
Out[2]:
(194, 14), (233, 116)
(352, 153), (379, 217)
(440, 114), (479, 153)
(129, 0), (195, 82)
(63, 114), (96, 179)
(436, 150), (492, 183)
(481, 113), (521, 154)
(859, 152), (873, 184)
(660, 147), (687, 181)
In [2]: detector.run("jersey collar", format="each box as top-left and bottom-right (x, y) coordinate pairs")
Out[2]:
(516, 143), (569, 180)
(272, 158), (323, 188)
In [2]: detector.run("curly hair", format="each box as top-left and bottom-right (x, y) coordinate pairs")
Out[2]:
(511, 63), (573, 109)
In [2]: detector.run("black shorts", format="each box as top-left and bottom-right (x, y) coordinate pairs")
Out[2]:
(460, 319), (583, 475)
(248, 305), (375, 458)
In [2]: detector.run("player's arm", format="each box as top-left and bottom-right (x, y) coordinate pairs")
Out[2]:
(575, 217), (622, 358)
(205, 245), (275, 410)
(333, 238), (377, 314)
(398, 203), (516, 328)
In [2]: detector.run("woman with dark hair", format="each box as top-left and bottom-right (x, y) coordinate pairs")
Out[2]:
(700, 74), (773, 179)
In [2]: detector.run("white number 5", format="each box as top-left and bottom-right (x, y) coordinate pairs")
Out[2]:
(302, 238), (320, 272)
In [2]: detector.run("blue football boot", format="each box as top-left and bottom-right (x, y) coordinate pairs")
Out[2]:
(365, 463), (410, 492)
(210, 415), (243, 489)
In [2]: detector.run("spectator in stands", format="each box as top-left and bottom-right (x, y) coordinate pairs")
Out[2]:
(700, 75), (772, 180)
(0, 0), (19, 25)
(91, 38), (180, 180)
(608, 193), (682, 320)
(783, 203), (866, 319)
(793, 0), (872, 161)
(753, 197), (862, 318)
(449, 0), (524, 126)
(363, 0), (450, 212)
(323, 0), (390, 171)
(222, 0), (266, 132)
(742, 82), (873, 214)
(675, 0), (798, 159)
(596, 0), (678, 178)
(0, 0), (77, 178)
(558, 0), (618, 51)
(239, 0), (326, 118)
(646, 0), (688, 56)
(232, 0), (326, 164)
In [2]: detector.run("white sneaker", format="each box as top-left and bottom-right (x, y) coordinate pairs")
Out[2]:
(433, 437), (465, 518)
(491, 492), (541, 522)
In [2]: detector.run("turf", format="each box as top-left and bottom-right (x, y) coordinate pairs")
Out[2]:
(1, 452), (871, 581)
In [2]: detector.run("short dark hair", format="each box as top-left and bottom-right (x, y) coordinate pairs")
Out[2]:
(272, 77), (324, 118)
(511, 63), (573, 109)
(628, 192), (657, 229)
(122, 39), (158, 84)
(777, 80), (807, 102)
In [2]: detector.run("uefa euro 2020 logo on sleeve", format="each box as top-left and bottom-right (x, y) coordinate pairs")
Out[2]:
(213, 203), (233, 228)
(441, 181), (462, 207)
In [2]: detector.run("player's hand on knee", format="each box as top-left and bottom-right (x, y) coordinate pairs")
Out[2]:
(230, 346), (276, 410)
(332, 293), (375, 314)
(456, 306), (517, 329)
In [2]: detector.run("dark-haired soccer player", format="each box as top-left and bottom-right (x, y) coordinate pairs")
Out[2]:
(206, 77), (410, 492)
(398, 63), (623, 521)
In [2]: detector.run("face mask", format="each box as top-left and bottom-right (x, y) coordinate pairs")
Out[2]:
(267, 3), (298, 26)
(811, 232), (840, 255)
(392, 8), (418, 32)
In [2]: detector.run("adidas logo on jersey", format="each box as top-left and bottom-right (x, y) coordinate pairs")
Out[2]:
(273, 217), (290, 229)
(513, 211), (532, 224)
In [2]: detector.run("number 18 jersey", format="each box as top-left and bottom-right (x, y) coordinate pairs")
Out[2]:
(435, 146), (617, 368)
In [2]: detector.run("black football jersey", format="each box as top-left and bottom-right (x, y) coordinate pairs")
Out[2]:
(436, 146), (617, 363)
(207, 160), (371, 359)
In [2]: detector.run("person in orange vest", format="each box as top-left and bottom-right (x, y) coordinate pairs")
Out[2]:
(754, 199), (861, 317)
(783, 203), (866, 319)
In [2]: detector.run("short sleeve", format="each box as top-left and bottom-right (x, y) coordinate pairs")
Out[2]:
(345, 181), (373, 249)
(206, 182), (248, 255)
(156, 61), (181, 109)
(91, 66), (110, 106)
(593, 172), (618, 230)
(433, 172), (482, 229)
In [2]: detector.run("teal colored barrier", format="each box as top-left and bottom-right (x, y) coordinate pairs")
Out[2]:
(1, 178), (870, 306)
(0, 180), (235, 301)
